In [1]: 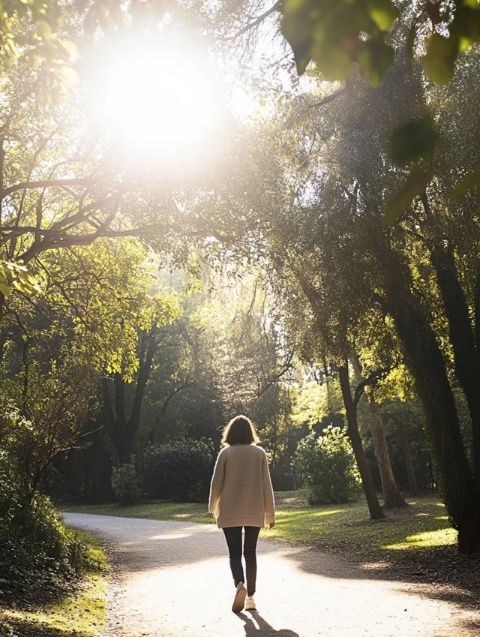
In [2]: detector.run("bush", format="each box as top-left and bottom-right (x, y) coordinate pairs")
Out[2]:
(0, 465), (89, 603)
(271, 454), (297, 491)
(144, 437), (215, 502)
(111, 459), (142, 505)
(294, 426), (360, 505)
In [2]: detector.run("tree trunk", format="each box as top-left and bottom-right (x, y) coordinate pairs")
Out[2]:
(458, 516), (480, 553)
(430, 242), (480, 487)
(398, 421), (419, 496)
(114, 373), (132, 464)
(338, 363), (385, 520)
(84, 432), (114, 504)
(102, 329), (158, 465)
(377, 238), (480, 552)
(369, 400), (408, 507)
(474, 269), (480, 358)
(127, 329), (158, 448)
(349, 352), (406, 508)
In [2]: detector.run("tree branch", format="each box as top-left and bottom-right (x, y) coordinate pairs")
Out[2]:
(1, 176), (93, 199)
(228, 0), (281, 40)
(353, 367), (390, 407)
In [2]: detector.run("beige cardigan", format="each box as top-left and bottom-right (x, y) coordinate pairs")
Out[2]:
(208, 444), (275, 529)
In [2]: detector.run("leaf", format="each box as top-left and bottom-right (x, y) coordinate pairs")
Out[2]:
(366, 0), (398, 31)
(385, 169), (431, 225)
(36, 20), (53, 40)
(290, 38), (313, 75)
(312, 42), (352, 81)
(357, 39), (394, 86)
(0, 279), (11, 299)
(450, 166), (480, 200)
(390, 117), (438, 166)
(454, 6), (480, 51)
(424, 32), (459, 84)
(281, 0), (314, 76)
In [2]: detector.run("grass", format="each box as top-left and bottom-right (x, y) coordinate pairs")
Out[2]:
(62, 500), (213, 524)
(61, 502), (213, 523)
(270, 494), (457, 559)
(0, 532), (108, 637)
(62, 492), (457, 565)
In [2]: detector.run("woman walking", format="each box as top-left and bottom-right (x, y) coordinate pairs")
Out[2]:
(208, 415), (275, 613)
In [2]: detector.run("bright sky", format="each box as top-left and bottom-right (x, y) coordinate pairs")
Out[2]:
(81, 24), (262, 176)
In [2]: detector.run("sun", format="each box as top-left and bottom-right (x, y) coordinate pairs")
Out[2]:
(85, 31), (220, 168)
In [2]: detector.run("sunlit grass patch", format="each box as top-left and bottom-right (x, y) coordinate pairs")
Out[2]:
(75, 530), (109, 572)
(275, 508), (342, 519)
(383, 527), (457, 550)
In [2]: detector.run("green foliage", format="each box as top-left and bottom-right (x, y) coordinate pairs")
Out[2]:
(450, 165), (480, 200)
(0, 358), (96, 495)
(0, 1), (76, 72)
(281, 0), (397, 82)
(294, 426), (361, 505)
(0, 466), (87, 602)
(0, 397), (100, 602)
(0, 532), (108, 637)
(385, 118), (438, 222)
(424, 32), (460, 84)
(385, 168), (431, 225)
(291, 379), (343, 429)
(390, 118), (438, 167)
(424, 3), (480, 84)
(279, 0), (480, 171)
(111, 459), (142, 505)
(0, 260), (41, 300)
(41, 239), (182, 381)
(280, 0), (480, 87)
(143, 437), (215, 502)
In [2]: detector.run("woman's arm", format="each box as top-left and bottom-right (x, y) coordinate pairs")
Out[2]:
(208, 449), (226, 517)
(261, 451), (275, 528)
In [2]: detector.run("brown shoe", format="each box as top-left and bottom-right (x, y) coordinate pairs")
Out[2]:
(232, 582), (247, 613)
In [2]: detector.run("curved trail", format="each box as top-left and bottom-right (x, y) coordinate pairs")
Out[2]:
(64, 513), (479, 637)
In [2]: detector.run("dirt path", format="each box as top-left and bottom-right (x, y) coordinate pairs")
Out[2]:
(63, 513), (479, 637)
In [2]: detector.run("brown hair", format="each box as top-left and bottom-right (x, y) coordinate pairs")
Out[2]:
(221, 415), (259, 446)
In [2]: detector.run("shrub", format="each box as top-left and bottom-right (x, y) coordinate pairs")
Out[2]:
(144, 437), (215, 502)
(0, 465), (90, 603)
(294, 426), (360, 505)
(111, 459), (142, 505)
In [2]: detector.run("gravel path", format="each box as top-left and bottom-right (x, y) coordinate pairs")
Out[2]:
(63, 513), (479, 637)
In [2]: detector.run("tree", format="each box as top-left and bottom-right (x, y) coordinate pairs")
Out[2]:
(0, 59), (161, 307)
(169, 44), (480, 548)
(275, 54), (480, 549)
(0, 236), (179, 490)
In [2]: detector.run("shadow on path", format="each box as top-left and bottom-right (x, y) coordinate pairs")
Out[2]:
(237, 611), (300, 637)
(65, 513), (479, 637)
(286, 544), (480, 610)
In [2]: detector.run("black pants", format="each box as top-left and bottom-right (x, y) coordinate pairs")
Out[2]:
(222, 526), (261, 596)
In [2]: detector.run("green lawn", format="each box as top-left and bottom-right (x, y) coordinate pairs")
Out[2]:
(63, 492), (456, 566)
(0, 532), (108, 637)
